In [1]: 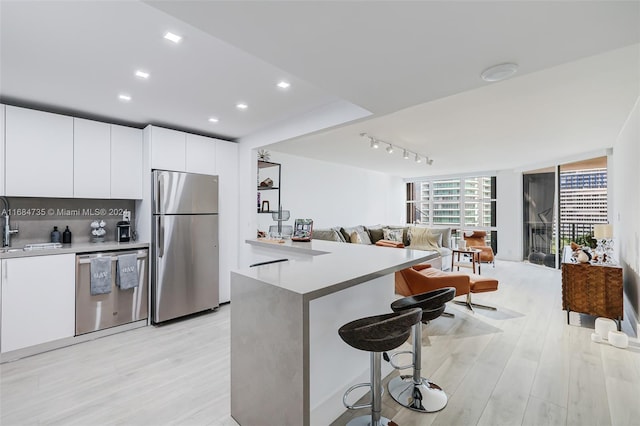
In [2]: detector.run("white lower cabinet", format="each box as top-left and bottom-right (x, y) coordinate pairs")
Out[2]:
(1, 254), (75, 353)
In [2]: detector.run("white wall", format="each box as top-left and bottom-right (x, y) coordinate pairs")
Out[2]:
(496, 169), (523, 261)
(257, 152), (405, 232)
(611, 96), (640, 335)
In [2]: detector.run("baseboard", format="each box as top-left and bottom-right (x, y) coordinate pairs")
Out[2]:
(623, 292), (639, 340)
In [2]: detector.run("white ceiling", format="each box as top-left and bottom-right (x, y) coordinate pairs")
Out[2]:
(2, 1), (639, 178)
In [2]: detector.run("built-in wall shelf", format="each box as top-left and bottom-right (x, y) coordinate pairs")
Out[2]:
(257, 160), (281, 214)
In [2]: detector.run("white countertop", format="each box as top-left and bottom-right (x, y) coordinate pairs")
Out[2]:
(0, 241), (149, 259)
(239, 239), (438, 301)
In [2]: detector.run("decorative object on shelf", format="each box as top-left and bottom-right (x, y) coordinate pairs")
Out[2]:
(593, 224), (615, 264)
(90, 219), (106, 243)
(261, 200), (270, 213)
(360, 132), (433, 166)
(257, 149), (271, 161)
(270, 207), (290, 239)
(260, 178), (274, 188)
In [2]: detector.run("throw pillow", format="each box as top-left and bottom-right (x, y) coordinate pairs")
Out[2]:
(312, 228), (343, 242)
(366, 226), (385, 243)
(343, 225), (372, 245)
(350, 231), (362, 244)
(408, 226), (442, 251)
(425, 227), (452, 249)
(383, 228), (404, 243)
(387, 226), (410, 245)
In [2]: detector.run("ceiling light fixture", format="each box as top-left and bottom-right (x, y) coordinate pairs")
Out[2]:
(236, 103), (248, 110)
(118, 94), (131, 102)
(277, 81), (290, 89)
(360, 133), (433, 166)
(135, 70), (150, 79)
(480, 62), (518, 82)
(208, 117), (219, 123)
(164, 32), (182, 43)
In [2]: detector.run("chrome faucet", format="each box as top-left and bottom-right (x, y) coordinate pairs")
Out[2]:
(0, 196), (19, 247)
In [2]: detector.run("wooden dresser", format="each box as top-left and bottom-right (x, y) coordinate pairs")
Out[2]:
(561, 260), (623, 330)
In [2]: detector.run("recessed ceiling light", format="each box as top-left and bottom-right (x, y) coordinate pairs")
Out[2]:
(481, 63), (518, 82)
(135, 70), (150, 79)
(277, 81), (290, 89)
(236, 103), (248, 110)
(118, 94), (131, 102)
(208, 117), (219, 123)
(164, 32), (182, 43)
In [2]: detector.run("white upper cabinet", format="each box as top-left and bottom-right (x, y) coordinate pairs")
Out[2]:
(5, 106), (74, 197)
(111, 125), (143, 199)
(150, 126), (186, 171)
(186, 133), (217, 175)
(73, 118), (111, 198)
(0, 104), (5, 196)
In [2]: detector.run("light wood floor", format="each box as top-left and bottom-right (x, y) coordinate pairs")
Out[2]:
(1, 260), (639, 426)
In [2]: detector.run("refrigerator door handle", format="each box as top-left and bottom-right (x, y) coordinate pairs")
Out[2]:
(156, 173), (164, 214)
(158, 216), (165, 258)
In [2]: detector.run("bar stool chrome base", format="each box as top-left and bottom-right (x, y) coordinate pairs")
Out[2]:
(346, 415), (394, 426)
(387, 374), (448, 412)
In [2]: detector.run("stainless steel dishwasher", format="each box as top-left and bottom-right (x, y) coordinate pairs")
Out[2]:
(75, 249), (148, 335)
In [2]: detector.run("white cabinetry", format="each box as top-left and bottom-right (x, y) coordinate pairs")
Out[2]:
(111, 125), (143, 199)
(186, 133), (217, 175)
(216, 140), (238, 303)
(0, 104), (5, 196)
(74, 118), (111, 198)
(5, 106), (74, 197)
(150, 126), (186, 171)
(1, 254), (75, 353)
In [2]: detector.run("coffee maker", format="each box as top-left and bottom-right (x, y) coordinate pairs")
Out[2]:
(116, 210), (131, 242)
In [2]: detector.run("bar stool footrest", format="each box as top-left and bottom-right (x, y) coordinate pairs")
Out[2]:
(343, 382), (384, 410)
(388, 350), (414, 370)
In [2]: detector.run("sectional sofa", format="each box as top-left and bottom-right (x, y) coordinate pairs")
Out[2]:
(312, 225), (453, 271)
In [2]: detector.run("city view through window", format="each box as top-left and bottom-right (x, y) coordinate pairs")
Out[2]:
(406, 176), (496, 249)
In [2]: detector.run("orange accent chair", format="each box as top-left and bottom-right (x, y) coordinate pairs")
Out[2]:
(463, 231), (495, 267)
(395, 264), (498, 311)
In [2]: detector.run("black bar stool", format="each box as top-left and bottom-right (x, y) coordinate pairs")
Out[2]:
(387, 287), (456, 413)
(339, 307), (422, 426)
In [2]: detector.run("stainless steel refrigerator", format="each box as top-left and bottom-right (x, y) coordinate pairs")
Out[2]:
(152, 170), (219, 323)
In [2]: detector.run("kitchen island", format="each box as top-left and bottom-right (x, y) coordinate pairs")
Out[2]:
(231, 239), (438, 426)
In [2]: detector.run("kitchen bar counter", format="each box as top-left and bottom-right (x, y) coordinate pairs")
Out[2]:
(231, 239), (437, 426)
(0, 241), (149, 259)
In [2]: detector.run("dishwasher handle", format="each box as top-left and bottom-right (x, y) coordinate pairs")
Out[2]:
(77, 251), (148, 264)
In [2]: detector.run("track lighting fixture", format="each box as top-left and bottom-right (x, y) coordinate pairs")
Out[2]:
(360, 132), (433, 166)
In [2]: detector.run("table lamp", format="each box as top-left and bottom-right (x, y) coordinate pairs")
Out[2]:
(593, 224), (614, 264)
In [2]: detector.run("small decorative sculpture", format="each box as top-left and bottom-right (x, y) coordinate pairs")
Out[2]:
(576, 250), (590, 263)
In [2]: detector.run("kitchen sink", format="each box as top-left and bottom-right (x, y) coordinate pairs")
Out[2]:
(23, 242), (63, 251)
(0, 248), (24, 253)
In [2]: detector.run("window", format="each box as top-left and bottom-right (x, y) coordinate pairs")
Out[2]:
(406, 175), (497, 251)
